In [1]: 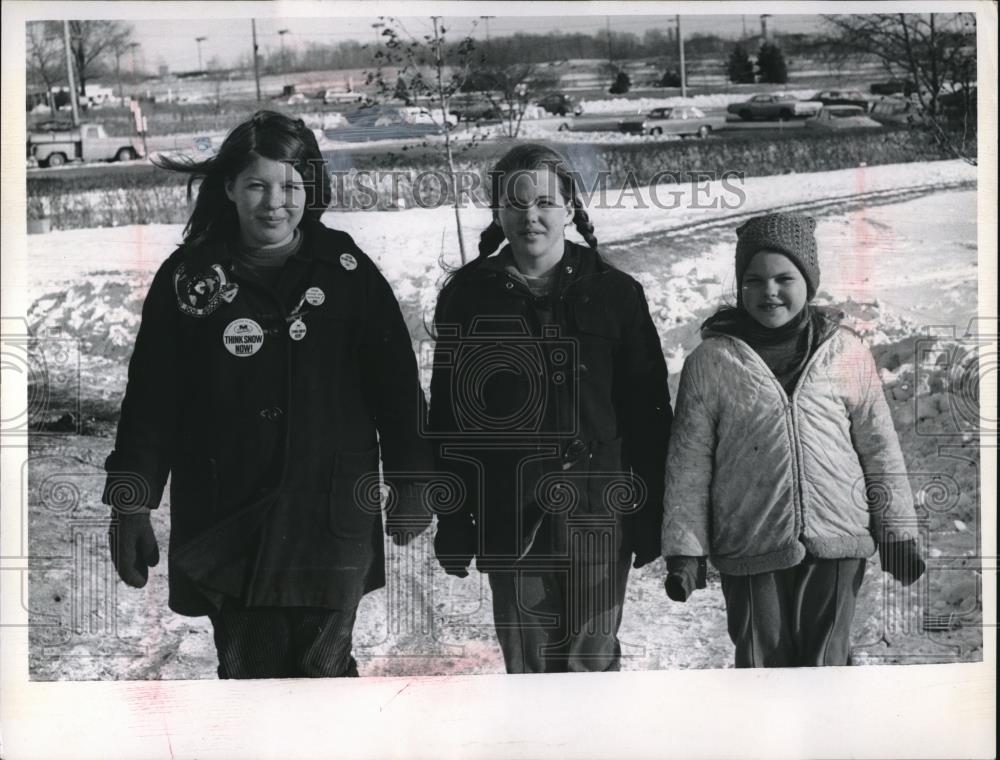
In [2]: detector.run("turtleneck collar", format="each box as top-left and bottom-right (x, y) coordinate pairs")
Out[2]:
(236, 227), (303, 270)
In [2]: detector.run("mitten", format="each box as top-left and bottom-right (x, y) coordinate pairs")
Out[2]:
(880, 538), (926, 587)
(433, 516), (476, 578)
(108, 508), (159, 588)
(664, 556), (707, 602)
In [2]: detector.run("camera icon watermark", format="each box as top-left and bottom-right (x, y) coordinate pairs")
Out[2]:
(913, 318), (997, 439)
(422, 317), (579, 438)
(1, 318), (82, 443)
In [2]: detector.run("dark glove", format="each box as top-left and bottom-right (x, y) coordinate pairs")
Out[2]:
(664, 556), (707, 602)
(434, 516), (476, 578)
(108, 508), (159, 588)
(386, 482), (432, 547)
(880, 538), (926, 587)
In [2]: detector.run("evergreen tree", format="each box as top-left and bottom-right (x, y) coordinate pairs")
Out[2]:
(756, 42), (788, 84)
(608, 71), (631, 94)
(727, 44), (755, 84)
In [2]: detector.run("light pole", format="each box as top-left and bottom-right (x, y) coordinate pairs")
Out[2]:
(195, 36), (207, 70)
(278, 29), (289, 74)
(676, 15), (687, 98)
(127, 42), (140, 81)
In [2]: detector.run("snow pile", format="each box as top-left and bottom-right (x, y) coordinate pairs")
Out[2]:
(24, 161), (978, 418)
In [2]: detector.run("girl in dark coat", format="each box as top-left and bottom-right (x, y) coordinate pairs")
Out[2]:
(429, 144), (671, 673)
(104, 111), (431, 679)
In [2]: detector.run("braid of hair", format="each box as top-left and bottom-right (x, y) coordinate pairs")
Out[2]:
(478, 220), (506, 258)
(572, 205), (598, 251)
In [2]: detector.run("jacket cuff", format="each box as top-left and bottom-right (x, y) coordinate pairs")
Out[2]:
(102, 451), (164, 511)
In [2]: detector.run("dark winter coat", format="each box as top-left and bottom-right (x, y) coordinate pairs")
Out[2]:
(429, 242), (671, 572)
(103, 218), (431, 616)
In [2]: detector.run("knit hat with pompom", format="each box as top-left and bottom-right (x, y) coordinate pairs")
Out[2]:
(735, 213), (820, 299)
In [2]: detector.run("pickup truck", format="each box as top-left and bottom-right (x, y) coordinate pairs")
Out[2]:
(618, 105), (726, 137)
(27, 122), (144, 168)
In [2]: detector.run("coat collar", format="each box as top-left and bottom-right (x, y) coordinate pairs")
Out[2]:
(182, 217), (358, 268)
(470, 240), (608, 292)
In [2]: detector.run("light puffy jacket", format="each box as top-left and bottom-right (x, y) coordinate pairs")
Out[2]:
(662, 317), (918, 575)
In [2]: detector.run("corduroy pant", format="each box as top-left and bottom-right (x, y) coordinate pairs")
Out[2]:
(487, 550), (630, 674)
(720, 556), (867, 668)
(209, 604), (361, 679)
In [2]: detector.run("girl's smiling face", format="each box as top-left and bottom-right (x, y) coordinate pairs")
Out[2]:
(741, 250), (809, 328)
(496, 167), (573, 273)
(225, 154), (306, 248)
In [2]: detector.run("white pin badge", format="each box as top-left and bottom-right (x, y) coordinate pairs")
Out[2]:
(304, 286), (325, 306)
(223, 318), (264, 357)
(289, 319), (308, 341)
(339, 253), (358, 271)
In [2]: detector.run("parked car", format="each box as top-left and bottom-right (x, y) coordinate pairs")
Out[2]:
(323, 88), (363, 104)
(809, 89), (872, 111)
(618, 105), (726, 137)
(870, 79), (916, 96)
(804, 105), (882, 131)
(727, 93), (822, 121)
(535, 93), (579, 116)
(27, 122), (144, 167)
(558, 113), (636, 133)
(868, 97), (925, 126)
(449, 95), (502, 122)
(939, 86), (977, 122)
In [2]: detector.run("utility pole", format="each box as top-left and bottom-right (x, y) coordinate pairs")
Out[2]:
(195, 36), (207, 70)
(278, 29), (289, 74)
(676, 15), (687, 98)
(606, 16), (613, 65)
(251, 19), (261, 101)
(114, 46), (124, 107)
(62, 21), (80, 126)
(127, 42), (140, 81)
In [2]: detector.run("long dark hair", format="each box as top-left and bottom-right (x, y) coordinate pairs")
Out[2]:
(477, 143), (598, 258)
(155, 110), (331, 247)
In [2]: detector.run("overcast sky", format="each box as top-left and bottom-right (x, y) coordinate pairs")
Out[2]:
(125, 13), (828, 72)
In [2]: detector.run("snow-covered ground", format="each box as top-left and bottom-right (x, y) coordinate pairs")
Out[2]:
(23, 158), (985, 679)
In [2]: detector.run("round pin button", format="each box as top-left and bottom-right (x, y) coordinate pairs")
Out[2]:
(289, 319), (307, 341)
(305, 287), (325, 306)
(223, 318), (264, 357)
(340, 253), (358, 271)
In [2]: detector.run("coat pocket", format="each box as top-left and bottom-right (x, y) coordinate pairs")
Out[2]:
(329, 446), (381, 538)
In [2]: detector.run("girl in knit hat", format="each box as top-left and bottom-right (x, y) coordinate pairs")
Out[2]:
(661, 212), (925, 667)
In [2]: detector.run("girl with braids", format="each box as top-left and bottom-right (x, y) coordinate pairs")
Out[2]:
(428, 143), (671, 673)
(103, 111), (431, 678)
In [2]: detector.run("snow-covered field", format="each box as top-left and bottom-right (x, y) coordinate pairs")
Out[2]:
(22, 159), (984, 679)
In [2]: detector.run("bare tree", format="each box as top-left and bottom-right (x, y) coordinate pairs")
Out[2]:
(822, 13), (977, 163)
(467, 51), (562, 138)
(67, 20), (135, 97)
(367, 17), (478, 264)
(26, 21), (63, 101)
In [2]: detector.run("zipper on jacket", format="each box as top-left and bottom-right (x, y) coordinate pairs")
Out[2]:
(728, 328), (842, 540)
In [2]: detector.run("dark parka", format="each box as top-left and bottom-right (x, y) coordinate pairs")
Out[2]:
(429, 241), (671, 572)
(103, 218), (431, 616)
